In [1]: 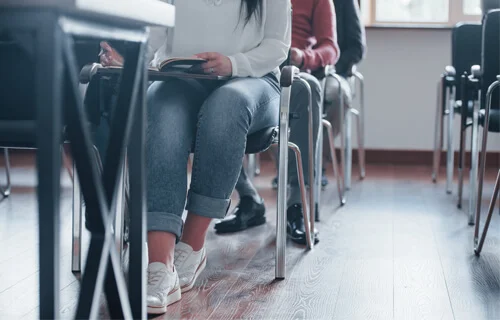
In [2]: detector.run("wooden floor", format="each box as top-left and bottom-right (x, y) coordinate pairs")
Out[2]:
(1, 153), (500, 320)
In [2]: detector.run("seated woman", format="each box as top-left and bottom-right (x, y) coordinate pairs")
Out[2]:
(214, 0), (339, 245)
(99, 0), (291, 314)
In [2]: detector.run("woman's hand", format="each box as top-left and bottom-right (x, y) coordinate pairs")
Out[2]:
(290, 48), (304, 68)
(194, 52), (232, 77)
(99, 41), (124, 67)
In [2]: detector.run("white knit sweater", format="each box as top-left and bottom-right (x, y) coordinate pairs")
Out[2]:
(149, 0), (291, 77)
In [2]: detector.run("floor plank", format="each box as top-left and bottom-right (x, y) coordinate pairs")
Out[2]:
(1, 153), (500, 319)
(332, 259), (394, 320)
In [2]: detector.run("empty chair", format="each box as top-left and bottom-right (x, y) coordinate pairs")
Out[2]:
(432, 22), (482, 195)
(460, 9), (500, 226)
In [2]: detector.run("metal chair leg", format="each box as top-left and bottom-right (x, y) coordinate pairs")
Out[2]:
(446, 87), (456, 194)
(1, 148), (11, 198)
(247, 154), (257, 182)
(255, 153), (261, 176)
(474, 169), (500, 255)
(323, 119), (346, 206)
(468, 96), (481, 225)
(70, 154), (83, 273)
(457, 100), (470, 209)
(275, 126), (288, 279)
(457, 129), (466, 209)
(345, 110), (353, 190)
(432, 77), (445, 183)
(62, 144), (74, 183)
(315, 122), (323, 222)
(329, 74), (346, 196)
(114, 161), (126, 261)
(275, 81), (293, 280)
(353, 71), (366, 179)
(188, 153), (194, 170)
(287, 141), (314, 250)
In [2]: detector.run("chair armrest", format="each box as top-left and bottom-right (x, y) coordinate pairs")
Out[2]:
(80, 63), (102, 84)
(280, 65), (300, 88)
(442, 66), (456, 87)
(470, 65), (482, 79)
(79, 63), (230, 84)
(444, 66), (456, 77)
(463, 65), (481, 100)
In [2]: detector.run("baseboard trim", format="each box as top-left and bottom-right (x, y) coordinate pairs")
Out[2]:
(258, 148), (500, 168)
(2, 148), (499, 168)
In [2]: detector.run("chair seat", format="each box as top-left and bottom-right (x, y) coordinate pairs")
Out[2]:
(0, 121), (73, 148)
(479, 109), (500, 132)
(0, 120), (36, 148)
(245, 126), (278, 154)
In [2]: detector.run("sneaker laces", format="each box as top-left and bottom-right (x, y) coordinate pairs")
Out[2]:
(147, 270), (164, 286)
(174, 249), (189, 267)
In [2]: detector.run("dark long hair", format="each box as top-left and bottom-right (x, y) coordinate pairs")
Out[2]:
(241, 0), (263, 25)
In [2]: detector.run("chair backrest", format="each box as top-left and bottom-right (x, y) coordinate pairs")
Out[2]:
(0, 34), (100, 146)
(0, 36), (35, 121)
(480, 9), (500, 109)
(483, 0), (500, 13)
(451, 22), (482, 98)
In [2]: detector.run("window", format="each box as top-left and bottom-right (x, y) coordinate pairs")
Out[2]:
(361, 0), (483, 27)
(463, 0), (481, 15)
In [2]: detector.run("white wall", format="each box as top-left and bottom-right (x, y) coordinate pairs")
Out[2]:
(355, 27), (500, 151)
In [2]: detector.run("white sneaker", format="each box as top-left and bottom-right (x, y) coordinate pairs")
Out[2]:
(146, 262), (181, 314)
(174, 242), (207, 293)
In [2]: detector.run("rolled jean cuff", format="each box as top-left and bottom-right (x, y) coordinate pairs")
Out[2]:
(147, 211), (184, 241)
(185, 189), (231, 219)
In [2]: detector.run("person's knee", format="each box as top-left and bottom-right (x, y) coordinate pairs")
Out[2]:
(146, 81), (195, 148)
(324, 76), (341, 104)
(199, 85), (253, 138)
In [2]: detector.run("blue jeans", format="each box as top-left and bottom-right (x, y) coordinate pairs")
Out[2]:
(236, 72), (322, 207)
(146, 74), (280, 239)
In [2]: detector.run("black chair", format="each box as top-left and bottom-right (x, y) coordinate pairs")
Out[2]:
(432, 22), (482, 194)
(460, 9), (500, 227)
(0, 36), (106, 273)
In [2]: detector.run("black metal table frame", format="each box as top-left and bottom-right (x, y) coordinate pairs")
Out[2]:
(0, 9), (149, 319)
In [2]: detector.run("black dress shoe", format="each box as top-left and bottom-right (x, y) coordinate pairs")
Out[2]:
(287, 204), (319, 245)
(214, 196), (266, 234)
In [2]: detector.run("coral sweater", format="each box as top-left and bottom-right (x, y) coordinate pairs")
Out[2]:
(291, 0), (340, 71)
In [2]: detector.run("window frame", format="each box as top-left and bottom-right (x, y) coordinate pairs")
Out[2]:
(362, 0), (482, 28)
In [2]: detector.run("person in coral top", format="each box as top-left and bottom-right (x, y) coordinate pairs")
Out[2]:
(215, 0), (339, 245)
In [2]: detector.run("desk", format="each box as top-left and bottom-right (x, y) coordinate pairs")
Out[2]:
(0, 1), (174, 319)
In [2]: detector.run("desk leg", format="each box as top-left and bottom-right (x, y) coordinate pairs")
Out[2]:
(36, 17), (63, 319)
(128, 66), (147, 319)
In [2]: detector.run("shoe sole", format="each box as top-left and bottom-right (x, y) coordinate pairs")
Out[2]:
(147, 286), (182, 314)
(180, 254), (207, 293)
(288, 234), (320, 245)
(214, 216), (266, 234)
(287, 225), (320, 245)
